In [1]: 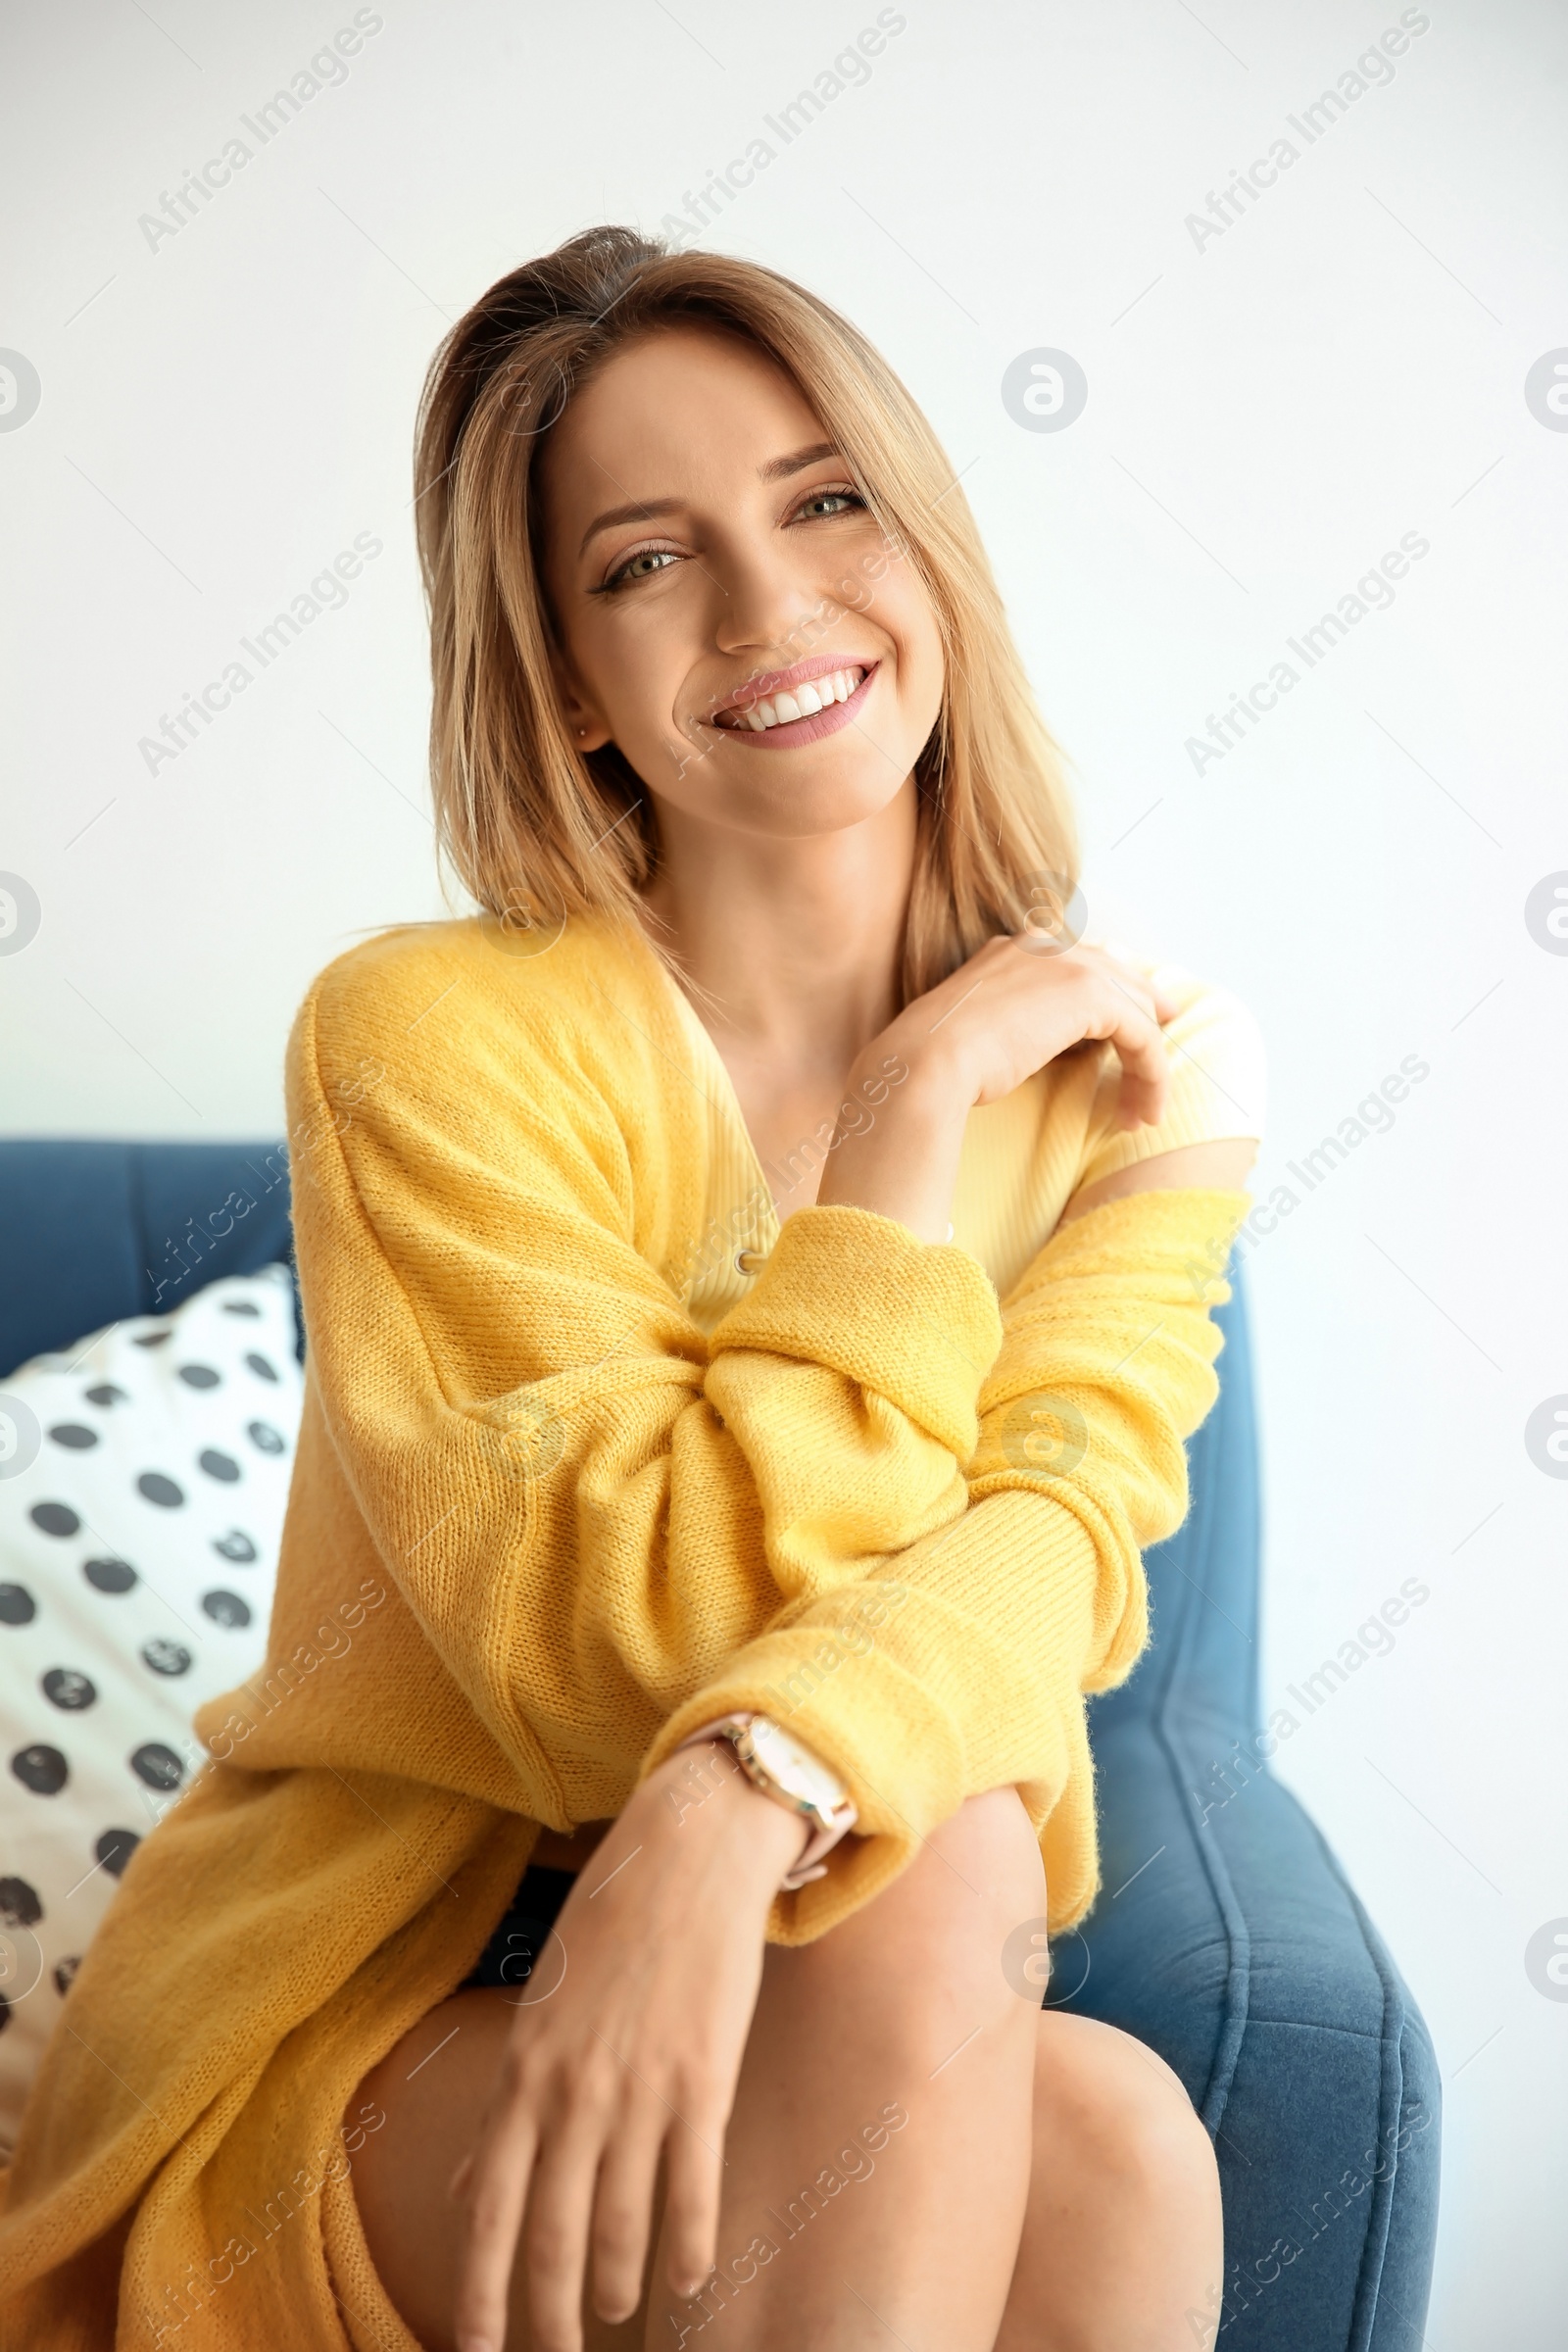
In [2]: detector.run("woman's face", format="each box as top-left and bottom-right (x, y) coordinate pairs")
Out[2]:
(536, 324), (945, 844)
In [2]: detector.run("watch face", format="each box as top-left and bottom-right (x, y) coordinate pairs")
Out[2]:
(747, 1716), (846, 1814)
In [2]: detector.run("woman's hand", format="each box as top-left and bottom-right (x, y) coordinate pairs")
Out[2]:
(814, 934), (1180, 1243)
(449, 1743), (808, 2352)
(905, 934), (1178, 1123)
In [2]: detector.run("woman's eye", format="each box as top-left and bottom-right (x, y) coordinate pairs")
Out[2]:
(603, 548), (680, 592)
(795, 488), (863, 521)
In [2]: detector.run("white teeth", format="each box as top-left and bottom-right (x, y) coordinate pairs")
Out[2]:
(720, 665), (867, 730)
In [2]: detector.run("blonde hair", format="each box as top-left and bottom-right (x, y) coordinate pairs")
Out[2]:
(415, 225), (1078, 1001)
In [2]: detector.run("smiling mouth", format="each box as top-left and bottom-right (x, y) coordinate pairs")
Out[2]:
(711, 663), (873, 733)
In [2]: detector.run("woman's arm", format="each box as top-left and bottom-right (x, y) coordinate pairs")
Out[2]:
(1060, 1133), (1257, 1220)
(643, 1178), (1254, 1936)
(452, 1736), (808, 2349)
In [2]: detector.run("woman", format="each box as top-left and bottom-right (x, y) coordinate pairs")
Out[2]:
(0, 228), (1261, 2351)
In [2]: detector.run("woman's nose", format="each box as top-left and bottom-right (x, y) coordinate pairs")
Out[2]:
(711, 542), (827, 665)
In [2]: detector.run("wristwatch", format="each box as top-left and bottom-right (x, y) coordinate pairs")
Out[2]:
(675, 1712), (858, 1889)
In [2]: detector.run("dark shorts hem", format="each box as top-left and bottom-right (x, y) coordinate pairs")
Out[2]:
(462, 1863), (578, 1990)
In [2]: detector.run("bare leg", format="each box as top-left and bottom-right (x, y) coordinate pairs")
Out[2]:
(993, 2013), (1225, 2351)
(642, 1784), (1046, 2350)
(349, 1788), (1044, 2351)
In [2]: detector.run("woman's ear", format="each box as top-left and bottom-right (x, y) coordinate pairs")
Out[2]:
(558, 671), (612, 752)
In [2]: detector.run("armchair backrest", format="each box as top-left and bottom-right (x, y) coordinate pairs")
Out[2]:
(1092, 1260), (1262, 1747)
(0, 1140), (300, 1382)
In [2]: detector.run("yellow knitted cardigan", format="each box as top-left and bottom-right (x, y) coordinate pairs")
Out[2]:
(0, 912), (1255, 2350)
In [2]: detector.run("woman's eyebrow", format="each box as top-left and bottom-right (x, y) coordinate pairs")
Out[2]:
(578, 496), (682, 558)
(577, 444), (842, 558)
(758, 439), (839, 481)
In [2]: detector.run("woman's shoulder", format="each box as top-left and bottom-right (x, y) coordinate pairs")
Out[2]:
(294, 909), (665, 1069)
(1074, 946), (1268, 1170)
(1145, 957), (1268, 1111)
(283, 912), (703, 1195)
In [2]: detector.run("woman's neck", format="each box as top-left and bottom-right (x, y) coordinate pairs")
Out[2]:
(641, 778), (918, 1084)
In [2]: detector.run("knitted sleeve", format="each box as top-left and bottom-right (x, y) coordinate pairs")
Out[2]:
(640, 1186), (1253, 1938)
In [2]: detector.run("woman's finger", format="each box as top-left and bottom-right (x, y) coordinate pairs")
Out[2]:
(1067, 956), (1170, 1132)
(524, 2102), (617, 2352)
(588, 2107), (667, 2324)
(1109, 1007), (1170, 1130)
(452, 2101), (539, 2352)
(661, 2108), (727, 2304)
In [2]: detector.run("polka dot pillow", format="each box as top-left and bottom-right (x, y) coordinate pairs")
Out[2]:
(0, 1262), (301, 2157)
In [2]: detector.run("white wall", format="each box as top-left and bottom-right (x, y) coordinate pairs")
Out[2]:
(3, 1), (1563, 2335)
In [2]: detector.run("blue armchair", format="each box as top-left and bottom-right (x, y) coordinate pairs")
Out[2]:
(0, 1140), (1440, 2347)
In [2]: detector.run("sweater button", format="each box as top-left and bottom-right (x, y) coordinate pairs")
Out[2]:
(735, 1248), (767, 1276)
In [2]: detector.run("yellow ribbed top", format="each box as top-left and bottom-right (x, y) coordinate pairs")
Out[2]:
(0, 912), (1261, 2350)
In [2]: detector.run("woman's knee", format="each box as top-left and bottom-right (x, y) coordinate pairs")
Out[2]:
(786, 1787), (1044, 2046)
(866, 1788), (1047, 2027)
(924, 1786), (1046, 1920)
(1033, 2015), (1219, 2206)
